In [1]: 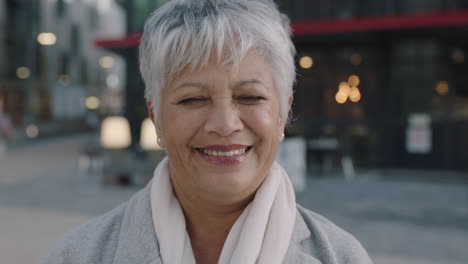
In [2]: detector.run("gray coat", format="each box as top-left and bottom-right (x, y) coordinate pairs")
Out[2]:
(41, 183), (372, 264)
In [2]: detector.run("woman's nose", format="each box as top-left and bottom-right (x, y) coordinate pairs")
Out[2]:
(204, 99), (243, 137)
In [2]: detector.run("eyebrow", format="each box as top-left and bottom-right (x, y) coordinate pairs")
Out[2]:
(174, 79), (268, 90)
(234, 79), (263, 88)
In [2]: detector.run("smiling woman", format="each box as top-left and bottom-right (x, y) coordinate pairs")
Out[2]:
(156, 53), (281, 203)
(41, 0), (373, 263)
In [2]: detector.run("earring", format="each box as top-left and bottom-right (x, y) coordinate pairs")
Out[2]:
(280, 132), (285, 141)
(157, 137), (162, 147)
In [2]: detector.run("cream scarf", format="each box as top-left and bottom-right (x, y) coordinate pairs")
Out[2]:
(150, 157), (296, 264)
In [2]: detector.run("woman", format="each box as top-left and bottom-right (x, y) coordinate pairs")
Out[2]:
(43, 0), (372, 263)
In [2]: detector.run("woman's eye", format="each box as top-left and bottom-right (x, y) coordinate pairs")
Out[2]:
(237, 96), (265, 103)
(177, 97), (207, 105)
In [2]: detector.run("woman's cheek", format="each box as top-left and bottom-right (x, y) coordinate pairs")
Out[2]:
(167, 107), (207, 134)
(242, 106), (278, 131)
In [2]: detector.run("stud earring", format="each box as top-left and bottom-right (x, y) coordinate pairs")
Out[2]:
(157, 137), (162, 147)
(280, 132), (285, 141)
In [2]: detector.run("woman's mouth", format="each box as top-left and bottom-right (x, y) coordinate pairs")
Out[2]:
(195, 145), (252, 164)
(196, 146), (251, 156)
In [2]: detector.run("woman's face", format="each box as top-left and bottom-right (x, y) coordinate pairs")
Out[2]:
(155, 53), (285, 202)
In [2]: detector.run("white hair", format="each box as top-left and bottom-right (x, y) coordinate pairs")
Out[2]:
(139, 0), (296, 122)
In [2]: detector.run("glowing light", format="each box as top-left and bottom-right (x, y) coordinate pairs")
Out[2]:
(26, 124), (39, 138)
(85, 96), (100, 110)
(435, 81), (449, 96)
(349, 87), (361, 102)
(348, 75), (360, 87)
(16, 67), (30, 79)
(335, 91), (348, 104)
(37, 32), (57, 45)
(338, 81), (349, 89)
(140, 118), (162, 150)
(299, 56), (313, 69)
(350, 53), (362, 66)
(338, 82), (351, 95)
(452, 49), (465, 64)
(58, 74), (70, 85)
(100, 116), (131, 149)
(99, 56), (114, 69)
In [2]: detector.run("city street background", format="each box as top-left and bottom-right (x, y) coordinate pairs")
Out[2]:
(1, 134), (467, 264)
(1, 0), (468, 263)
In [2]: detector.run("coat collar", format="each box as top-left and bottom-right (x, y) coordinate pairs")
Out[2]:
(112, 183), (161, 264)
(283, 209), (322, 264)
(112, 184), (319, 264)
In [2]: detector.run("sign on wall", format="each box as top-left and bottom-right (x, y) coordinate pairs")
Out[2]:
(406, 113), (432, 154)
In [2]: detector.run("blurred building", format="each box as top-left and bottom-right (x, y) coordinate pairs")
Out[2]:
(278, 0), (468, 171)
(96, 0), (170, 147)
(0, 0), (125, 140)
(96, 0), (468, 171)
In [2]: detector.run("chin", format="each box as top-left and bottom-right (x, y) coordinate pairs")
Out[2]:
(205, 172), (261, 197)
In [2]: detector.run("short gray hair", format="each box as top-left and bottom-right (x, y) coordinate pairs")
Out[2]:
(139, 0), (296, 122)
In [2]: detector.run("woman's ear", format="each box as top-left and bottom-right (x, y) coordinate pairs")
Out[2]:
(146, 100), (165, 148)
(146, 100), (156, 123)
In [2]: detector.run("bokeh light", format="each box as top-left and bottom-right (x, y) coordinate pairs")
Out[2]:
(349, 87), (362, 102)
(452, 49), (465, 64)
(435, 81), (449, 96)
(335, 91), (348, 104)
(58, 74), (70, 85)
(350, 53), (362, 66)
(26, 124), (39, 138)
(85, 96), (101, 110)
(99, 56), (115, 69)
(37, 32), (57, 45)
(338, 82), (351, 95)
(16, 67), (30, 79)
(348, 75), (360, 87)
(299, 56), (313, 69)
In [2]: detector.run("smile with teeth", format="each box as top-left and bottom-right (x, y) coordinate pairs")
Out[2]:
(197, 147), (251, 157)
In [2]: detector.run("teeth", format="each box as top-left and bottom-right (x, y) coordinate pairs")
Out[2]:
(200, 147), (248, 156)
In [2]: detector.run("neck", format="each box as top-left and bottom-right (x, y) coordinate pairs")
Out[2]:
(172, 180), (254, 264)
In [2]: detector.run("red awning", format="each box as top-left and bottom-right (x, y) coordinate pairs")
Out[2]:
(95, 9), (468, 49)
(95, 33), (142, 49)
(292, 9), (468, 35)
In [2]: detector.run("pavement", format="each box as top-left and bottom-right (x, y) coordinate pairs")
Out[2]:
(1, 134), (467, 264)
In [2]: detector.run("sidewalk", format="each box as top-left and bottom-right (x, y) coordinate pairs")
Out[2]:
(297, 176), (468, 264)
(1, 134), (467, 263)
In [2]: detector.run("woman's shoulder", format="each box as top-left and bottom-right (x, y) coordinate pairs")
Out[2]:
(40, 184), (156, 264)
(40, 202), (128, 264)
(293, 204), (373, 263)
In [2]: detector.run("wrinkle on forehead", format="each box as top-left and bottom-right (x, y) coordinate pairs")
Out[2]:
(166, 51), (273, 92)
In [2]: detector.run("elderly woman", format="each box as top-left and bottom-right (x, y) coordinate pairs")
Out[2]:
(42, 0), (372, 263)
